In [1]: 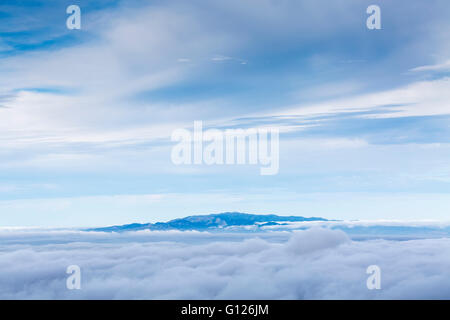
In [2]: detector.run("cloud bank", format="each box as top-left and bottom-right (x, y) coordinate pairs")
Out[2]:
(1, 227), (449, 299)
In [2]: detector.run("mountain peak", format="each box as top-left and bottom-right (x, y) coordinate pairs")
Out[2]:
(91, 212), (327, 232)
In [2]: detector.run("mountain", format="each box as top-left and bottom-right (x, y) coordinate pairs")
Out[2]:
(90, 212), (327, 232)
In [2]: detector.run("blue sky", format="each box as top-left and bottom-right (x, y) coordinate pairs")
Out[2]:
(1, 0), (450, 226)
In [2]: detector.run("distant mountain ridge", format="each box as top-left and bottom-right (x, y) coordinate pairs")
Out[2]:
(90, 212), (327, 232)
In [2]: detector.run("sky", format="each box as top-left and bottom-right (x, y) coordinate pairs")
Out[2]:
(1, 0), (450, 227)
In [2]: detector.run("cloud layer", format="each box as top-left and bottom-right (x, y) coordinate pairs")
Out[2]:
(1, 227), (449, 299)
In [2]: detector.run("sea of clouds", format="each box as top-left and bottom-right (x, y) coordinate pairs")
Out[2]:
(0, 227), (450, 299)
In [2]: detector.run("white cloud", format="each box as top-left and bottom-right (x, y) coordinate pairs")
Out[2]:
(0, 2), (243, 154)
(211, 55), (232, 62)
(0, 227), (449, 299)
(410, 60), (450, 72)
(272, 78), (450, 119)
(0, 0), (449, 175)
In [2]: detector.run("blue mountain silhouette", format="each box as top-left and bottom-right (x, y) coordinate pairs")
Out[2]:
(91, 212), (327, 232)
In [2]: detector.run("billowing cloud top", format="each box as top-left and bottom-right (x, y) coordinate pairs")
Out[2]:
(1, 227), (450, 299)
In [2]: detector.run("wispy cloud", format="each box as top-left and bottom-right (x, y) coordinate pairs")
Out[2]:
(410, 60), (450, 73)
(1, 0), (450, 225)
